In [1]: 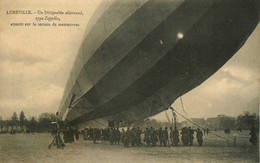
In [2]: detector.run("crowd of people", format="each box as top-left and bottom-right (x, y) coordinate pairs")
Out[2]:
(48, 125), (80, 149)
(49, 125), (258, 149)
(83, 126), (204, 147)
(63, 127), (80, 143)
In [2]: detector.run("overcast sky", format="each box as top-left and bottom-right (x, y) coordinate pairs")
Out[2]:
(0, 0), (259, 120)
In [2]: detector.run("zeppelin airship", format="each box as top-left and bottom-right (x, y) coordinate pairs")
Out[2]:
(58, 0), (259, 127)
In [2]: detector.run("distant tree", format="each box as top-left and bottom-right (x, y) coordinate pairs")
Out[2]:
(26, 117), (38, 133)
(19, 111), (25, 129)
(11, 112), (19, 129)
(12, 112), (18, 121)
(236, 111), (258, 130)
(0, 116), (3, 132)
(24, 118), (28, 131)
(38, 113), (56, 132)
(6, 120), (10, 132)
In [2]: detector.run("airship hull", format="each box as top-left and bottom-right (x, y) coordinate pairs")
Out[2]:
(58, 0), (259, 126)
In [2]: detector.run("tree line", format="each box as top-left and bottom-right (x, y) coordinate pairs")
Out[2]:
(136, 111), (259, 131)
(0, 111), (56, 133)
(0, 110), (258, 133)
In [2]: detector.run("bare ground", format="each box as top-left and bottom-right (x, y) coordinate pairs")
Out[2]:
(0, 130), (258, 163)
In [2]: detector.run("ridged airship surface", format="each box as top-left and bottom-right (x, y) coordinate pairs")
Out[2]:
(58, 0), (259, 127)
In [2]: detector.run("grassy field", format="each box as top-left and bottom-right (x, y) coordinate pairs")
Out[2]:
(0, 130), (258, 163)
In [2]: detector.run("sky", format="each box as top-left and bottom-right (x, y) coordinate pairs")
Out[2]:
(0, 0), (259, 120)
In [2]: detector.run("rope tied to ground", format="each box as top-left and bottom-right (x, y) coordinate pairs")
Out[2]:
(172, 109), (230, 143)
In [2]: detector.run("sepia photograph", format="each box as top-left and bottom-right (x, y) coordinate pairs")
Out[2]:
(0, 0), (259, 162)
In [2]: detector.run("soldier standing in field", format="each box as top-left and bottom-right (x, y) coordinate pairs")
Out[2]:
(63, 127), (69, 143)
(188, 127), (194, 146)
(196, 128), (203, 146)
(249, 126), (258, 146)
(136, 127), (142, 146)
(121, 129), (125, 144)
(144, 128), (150, 146)
(170, 127), (174, 146)
(130, 128), (135, 146)
(181, 127), (189, 146)
(124, 127), (131, 147)
(206, 128), (209, 135)
(173, 127), (179, 146)
(109, 128), (114, 145)
(93, 128), (97, 144)
(75, 127), (80, 141)
(151, 127), (157, 147)
(116, 128), (121, 145)
(69, 127), (75, 143)
(162, 127), (168, 146)
(158, 127), (163, 146)
(149, 127), (153, 146)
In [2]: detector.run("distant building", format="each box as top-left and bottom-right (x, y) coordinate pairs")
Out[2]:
(180, 115), (236, 130)
(205, 117), (220, 130)
(190, 118), (206, 128)
(205, 115), (235, 130)
(180, 118), (205, 129)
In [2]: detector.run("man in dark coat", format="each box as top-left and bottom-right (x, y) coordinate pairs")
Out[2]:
(196, 128), (203, 146)
(121, 129), (125, 144)
(116, 128), (121, 145)
(249, 126), (258, 146)
(75, 127), (80, 141)
(188, 127), (194, 146)
(170, 127), (174, 146)
(158, 127), (163, 146)
(63, 127), (69, 143)
(173, 127), (179, 146)
(151, 127), (157, 147)
(181, 127), (189, 146)
(109, 128), (114, 145)
(136, 127), (142, 146)
(69, 127), (74, 143)
(144, 128), (150, 146)
(124, 127), (131, 147)
(162, 127), (168, 146)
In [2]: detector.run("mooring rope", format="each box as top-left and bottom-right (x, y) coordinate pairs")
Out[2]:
(92, 119), (109, 128)
(133, 118), (150, 128)
(180, 96), (187, 114)
(173, 109), (230, 143)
